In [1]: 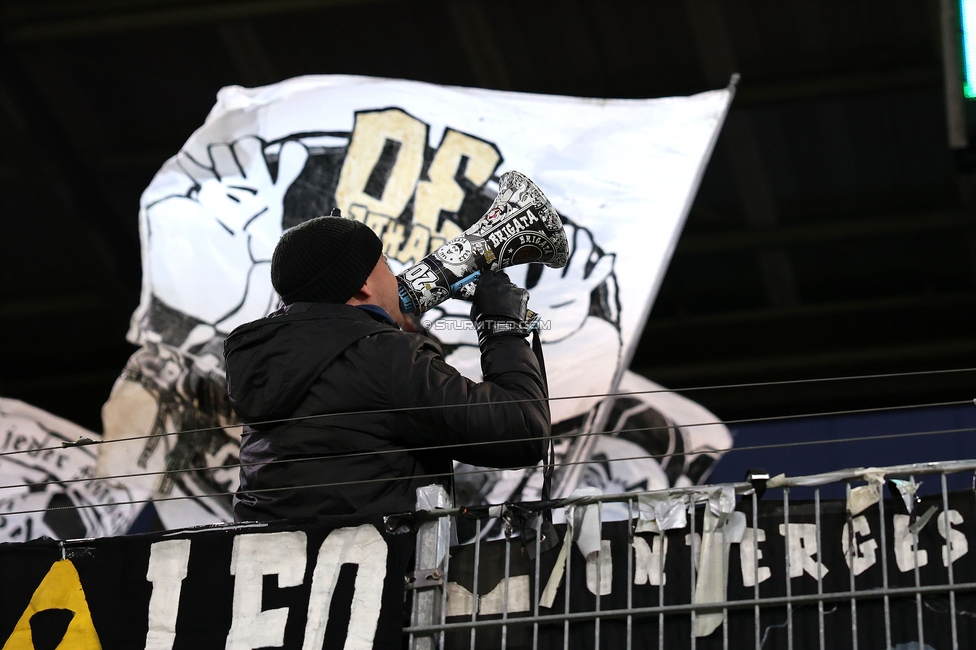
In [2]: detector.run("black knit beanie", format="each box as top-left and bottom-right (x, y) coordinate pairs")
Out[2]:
(271, 216), (383, 305)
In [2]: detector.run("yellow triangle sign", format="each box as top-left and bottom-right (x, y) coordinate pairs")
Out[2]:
(2, 559), (102, 650)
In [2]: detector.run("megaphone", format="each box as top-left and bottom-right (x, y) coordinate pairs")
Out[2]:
(397, 170), (569, 317)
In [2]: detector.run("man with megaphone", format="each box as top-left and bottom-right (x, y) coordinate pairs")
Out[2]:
(223, 172), (561, 521)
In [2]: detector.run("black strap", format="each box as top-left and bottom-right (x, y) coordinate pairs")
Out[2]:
(531, 329), (554, 522)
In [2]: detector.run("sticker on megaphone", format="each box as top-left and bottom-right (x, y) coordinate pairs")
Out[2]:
(397, 170), (568, 318)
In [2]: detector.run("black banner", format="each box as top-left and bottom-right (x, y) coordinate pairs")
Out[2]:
(1, 492), (973, 649)
(0, 516), (413, 649)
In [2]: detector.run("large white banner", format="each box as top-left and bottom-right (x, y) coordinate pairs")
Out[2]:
(100, 75), (732, 527)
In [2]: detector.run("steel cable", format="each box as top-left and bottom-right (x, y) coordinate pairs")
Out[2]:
(0, 397), (971, 492)
(2, 423), (975, 519)
(1, 366), (972, 459)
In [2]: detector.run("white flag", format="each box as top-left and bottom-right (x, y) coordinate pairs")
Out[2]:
(105, 75), (732, 528)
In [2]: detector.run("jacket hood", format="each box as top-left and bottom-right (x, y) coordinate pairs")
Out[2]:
(223, 303), (392, 424)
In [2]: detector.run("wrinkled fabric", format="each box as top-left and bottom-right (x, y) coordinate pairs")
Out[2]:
(224, 302), (550, 520)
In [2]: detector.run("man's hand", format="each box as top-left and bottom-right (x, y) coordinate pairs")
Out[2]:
(146, 137), (308, 332)
(422, 222), (618, 347)
(470, 270), (530, 347)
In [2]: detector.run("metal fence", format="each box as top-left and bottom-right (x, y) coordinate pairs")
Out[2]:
(403, 460), (976, 650)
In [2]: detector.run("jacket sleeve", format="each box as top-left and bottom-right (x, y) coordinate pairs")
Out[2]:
(386, 333), (550, 469)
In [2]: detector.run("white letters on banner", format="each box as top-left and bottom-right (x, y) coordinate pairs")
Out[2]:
(137, 525), (391, 649)
(303, 526), (387, 650)
(739, 527), (771, 587)
(145, 539), (191, 650)
(780, 523), (830, 580)
(226, 531), (308, 650)
(893, 514), (929, 573)
(445, 576), (532, 617)
(633, 535), (668, 586)
(585, 539), (613, 596)
(938, 509), (969, 566)
(842, 515), (879, 577)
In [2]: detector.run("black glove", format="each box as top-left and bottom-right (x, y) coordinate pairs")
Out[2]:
(470, 270), (530, 347)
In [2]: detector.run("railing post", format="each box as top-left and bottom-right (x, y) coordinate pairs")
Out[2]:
(409, 484), (453, 650)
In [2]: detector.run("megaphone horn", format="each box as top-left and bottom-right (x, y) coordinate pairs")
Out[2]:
(397, 170), (569, 316)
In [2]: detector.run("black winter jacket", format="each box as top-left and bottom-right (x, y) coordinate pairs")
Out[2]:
(224, 302), (550, 521)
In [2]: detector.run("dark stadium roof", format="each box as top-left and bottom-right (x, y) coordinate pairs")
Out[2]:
(1, 0), (973, 430)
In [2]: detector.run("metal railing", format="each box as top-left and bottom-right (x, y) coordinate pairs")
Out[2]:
(403, 460), (976, 650)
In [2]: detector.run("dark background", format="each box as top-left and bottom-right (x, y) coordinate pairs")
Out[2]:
(1, 0), (973, 432)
